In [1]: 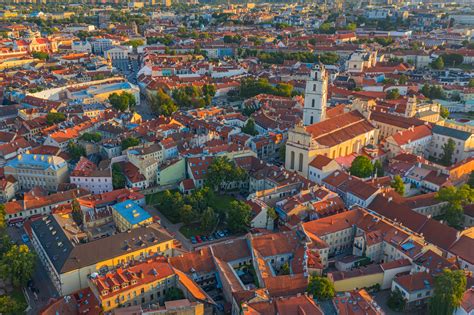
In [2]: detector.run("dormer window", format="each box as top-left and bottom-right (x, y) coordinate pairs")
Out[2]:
(131, 280), (137, 285)
(102, 290), (109, 295)
(113, 285), (119, 291)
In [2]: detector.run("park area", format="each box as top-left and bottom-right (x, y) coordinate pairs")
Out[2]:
(145, 189), (247, 242)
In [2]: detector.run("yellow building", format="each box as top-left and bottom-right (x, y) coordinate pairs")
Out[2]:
(89, 258), (212, 314)
(328, 265), (384, 292)
(285, 110), (378, 177)
(111, 200), (153, 232)
(30, 220), (175, 296)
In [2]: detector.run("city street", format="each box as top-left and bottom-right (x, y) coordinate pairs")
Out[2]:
(7, 226), (58, 314)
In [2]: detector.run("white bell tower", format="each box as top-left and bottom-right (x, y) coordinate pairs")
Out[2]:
(303, 63), (328, 126)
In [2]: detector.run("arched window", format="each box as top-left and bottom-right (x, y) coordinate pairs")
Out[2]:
(312, 99), (315, 107)
(310, 116), (314, 124)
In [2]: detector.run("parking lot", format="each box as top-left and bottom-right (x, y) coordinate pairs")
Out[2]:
(190, 229), (230, 246)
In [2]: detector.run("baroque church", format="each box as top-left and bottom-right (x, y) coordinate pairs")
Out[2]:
(285, 64), (378, 177)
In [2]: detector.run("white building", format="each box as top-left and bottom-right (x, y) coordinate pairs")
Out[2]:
(303, 63), (328, 126)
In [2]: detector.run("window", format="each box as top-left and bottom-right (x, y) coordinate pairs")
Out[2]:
(290, 151), (295, 169)
(312, 99), (315, 107)
(298, 153), (303, 172)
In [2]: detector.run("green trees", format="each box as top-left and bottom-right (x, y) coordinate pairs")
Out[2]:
(398, 74), (408, 85)
(440, 106), (450, 119)
(79, 132), (102, 143)
(148, 89), (178, 117)
(67, 142), (86, 161)
(0, 245), (36, 287)
(112, 164), (126, 189)
(318, 22), (335, 34)
(307, 275), (335, 300)
(349, 156), (374, 178)
(468, 171), (474, 188)
(391, 175), (405, 196)
(239, 78), (295, 98)
(469, 79), (474, 88)
(436, 184), (474, 228)
(421, 84), (446, 100)
(254, 51), (339, 65)
(46, 112), (66, 125)
(108, 92), (136, 112)
(178, 204), (194, 225)
(124, 39), (144, 48)
(164, 287), (184, 301)
(32, 51), (49, 60)
(430, 269), (466, 315)
(430, 56), (445, 70)
(227, 200), (252, 233)
(206, 157), (246, 192)
(441, 53), (463, 67)
(201, 207), (217, 232)
(121, 137), (140, 150)
(172, 85), (213, 108)
(280, 262), (290, 275)
(374, 160), (384, 177)
(386, 89), (400, 100)
(242, 119), (258, 136)
(440, 138), (456, 166)
(387, 289), (406, 312)
(0, 295), (24, 314)
(71, 199), (83, 226)
(223, 34), (241, 43)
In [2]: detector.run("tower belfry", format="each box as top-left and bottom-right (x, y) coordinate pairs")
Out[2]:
(303, 63), (328, 126)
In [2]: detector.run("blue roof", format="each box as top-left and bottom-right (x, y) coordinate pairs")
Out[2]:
(6, 154), (66, 171)
(401, 242), (415, 251)
(112, 200), (151, 226)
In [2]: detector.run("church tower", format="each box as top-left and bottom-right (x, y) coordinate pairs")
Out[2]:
(303, 63), (328, 126)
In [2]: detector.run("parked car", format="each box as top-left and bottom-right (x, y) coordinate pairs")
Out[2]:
(190, 236), (197, 244)
(21, 234), (29, 243)
(201, 236), (208, 242)
(208, 235), (214, 241)
(196, 236), (202, 243)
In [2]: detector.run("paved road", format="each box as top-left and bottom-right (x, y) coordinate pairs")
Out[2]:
(7, 226), (59, 314)
(144, 205), (193, 251)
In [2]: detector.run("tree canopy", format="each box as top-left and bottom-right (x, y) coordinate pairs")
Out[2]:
(349, 156), (374, 178)
(79, 132), (102, 143)
(0, 245), (36, 287)
(67, 142), (86, 161)
(430, 56), (445, 70)
(441, 53), (463, 67)
(421, 84), (446, 100)
(227, 200), (252, 233)
(436, 184), (474, 228)
(46, 112), (66, 125)
(148, 89), (178, 117)
(440, 138), (456, 166)
(307, 275), (335, 300)
(108, 92), (136, 112)
(391, 175), (405, 196)
(242, 119), (258, 136)
(386, 89), (400, 100)
(430, 269), (466, 315)
(206, 156), (246, 192)
(112, 163), (126, 189)
(121, 137), (140, 150)
(440, 105), (449, 119)
(239, 78), (295, 98)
